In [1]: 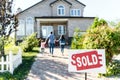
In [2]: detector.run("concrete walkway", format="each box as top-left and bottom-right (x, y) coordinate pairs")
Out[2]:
(26, 46), (120, 80)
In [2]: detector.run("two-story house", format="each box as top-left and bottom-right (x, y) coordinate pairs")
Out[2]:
(16, 0), (94, 43)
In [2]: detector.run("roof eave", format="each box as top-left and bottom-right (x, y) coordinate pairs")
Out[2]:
(76, 0), (86, 7)
(17, 0), (44, 15)
(50, 0), (72, 6)
(35, 16), (95, 19)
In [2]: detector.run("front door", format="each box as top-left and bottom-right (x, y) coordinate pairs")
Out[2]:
(42, 26), (53, 38)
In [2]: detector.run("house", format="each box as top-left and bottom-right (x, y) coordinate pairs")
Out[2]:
(16, 0), (94, 44)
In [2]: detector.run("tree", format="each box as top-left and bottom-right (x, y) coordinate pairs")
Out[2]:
(0, 0), (17, 55)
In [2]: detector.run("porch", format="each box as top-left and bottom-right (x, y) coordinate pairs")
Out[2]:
(35, 18), (69, 40)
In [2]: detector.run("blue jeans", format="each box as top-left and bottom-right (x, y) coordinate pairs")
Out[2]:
(49, 43), (54, 54)
(60, 45), (64, 53)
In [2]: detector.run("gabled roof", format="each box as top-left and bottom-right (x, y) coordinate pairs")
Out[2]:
(50, 0), (72, 6)
(50, 0), (86, 7)
(75, 0), (86, 6)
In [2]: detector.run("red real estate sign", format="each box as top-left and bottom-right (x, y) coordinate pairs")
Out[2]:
(68, 49), (106, 73)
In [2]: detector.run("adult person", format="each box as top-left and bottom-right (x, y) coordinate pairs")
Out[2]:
(58, 35), (65, 56)
(46, 32), (55, 57)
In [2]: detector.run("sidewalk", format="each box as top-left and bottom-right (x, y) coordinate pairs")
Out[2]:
(26, 46), (120, 80)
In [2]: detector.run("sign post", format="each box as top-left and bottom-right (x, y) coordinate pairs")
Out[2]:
(68, 49), (106, 79)
(85, 72), (87, 80)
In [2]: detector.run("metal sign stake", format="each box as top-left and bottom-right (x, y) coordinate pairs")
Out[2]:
(85, 72), (87, 80)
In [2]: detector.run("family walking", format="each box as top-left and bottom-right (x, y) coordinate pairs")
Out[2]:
(40, 32), (66, 57)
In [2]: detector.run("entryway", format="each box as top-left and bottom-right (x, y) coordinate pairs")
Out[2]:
(42, 26), (53, 38)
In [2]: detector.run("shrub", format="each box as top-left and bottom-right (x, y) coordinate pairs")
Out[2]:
(99, 60), (120, 77)
(83, 24), (120, 66)
(21, 33), (39, 52)
(106, 60), (120, 76)
(83, 26), (112, 64)
(71, 28), (84, 49)
(71, 18), (120, 66)
(71, 17), (120, 76)
(0, 37), (15, 53)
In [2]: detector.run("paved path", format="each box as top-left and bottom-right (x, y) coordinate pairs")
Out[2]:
(26, 46), (120, 80)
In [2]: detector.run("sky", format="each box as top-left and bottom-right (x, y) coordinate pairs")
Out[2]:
(13, 0), (120, 21)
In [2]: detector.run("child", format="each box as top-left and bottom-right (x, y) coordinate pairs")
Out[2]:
(40, 39), (46, 54)
(57, 35), (65, 56)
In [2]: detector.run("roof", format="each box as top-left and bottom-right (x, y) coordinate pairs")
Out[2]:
(50, 0), (72, 6)
(75, 0), (86, 6)
(50, 0), (86, 6)
(17, 0), (44, 15)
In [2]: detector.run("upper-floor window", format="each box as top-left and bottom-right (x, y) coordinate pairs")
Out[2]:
(57, 5), (65, 16)
(70, 9), (81, 16)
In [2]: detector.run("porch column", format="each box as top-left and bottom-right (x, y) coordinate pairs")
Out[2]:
(36, 19), (40, 38)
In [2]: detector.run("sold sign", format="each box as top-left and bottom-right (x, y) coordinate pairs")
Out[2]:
(68, 49), (106, 73)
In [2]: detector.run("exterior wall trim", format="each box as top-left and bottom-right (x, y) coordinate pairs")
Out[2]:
(36, 18), (68, 22)
(35, 16), (95, 19)
(50, 0), (72, 6)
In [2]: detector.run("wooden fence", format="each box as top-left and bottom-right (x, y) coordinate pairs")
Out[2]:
(0, 49), (22, 74)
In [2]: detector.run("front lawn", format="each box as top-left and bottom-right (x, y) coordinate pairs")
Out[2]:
(0, 46), (39, 80)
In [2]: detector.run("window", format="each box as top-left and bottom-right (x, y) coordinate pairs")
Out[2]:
(42, 26), (53, 38)
(57, 5), (65, 16)
(58, 25), (66, 35)
(17, 20), (25, 35)
(26, 17), (33, 24)
(26, 17), (34, 35)
(70, 9), (81, 16)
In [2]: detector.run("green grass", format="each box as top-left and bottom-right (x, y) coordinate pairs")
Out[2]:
(0, 47), (39, 80)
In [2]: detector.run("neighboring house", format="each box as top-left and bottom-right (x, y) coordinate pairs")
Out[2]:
(16, 0), (94, 43)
